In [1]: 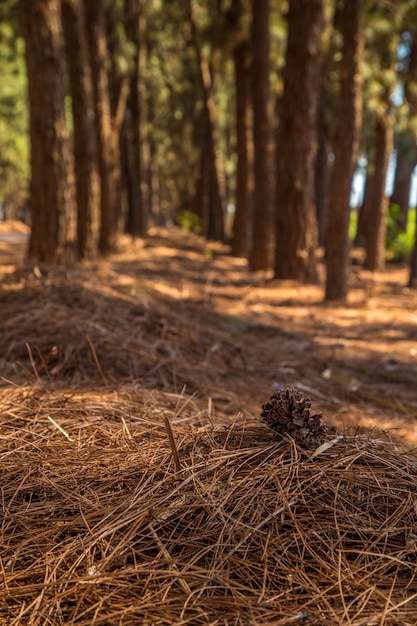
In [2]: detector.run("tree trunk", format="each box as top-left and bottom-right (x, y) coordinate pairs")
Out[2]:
(408, 223), (417, 288)
(364, 119), (394, 271)
(250, 0), (274, 270)
(325, 0), (364, 301)
(19, 0), (76, 264)
(231, 40), (253, 258)
(83, 0), (119, 255)
(315, 101), (332, 248)
(123, 0), (149, 237)
(61, 0), (100, 261)
(391, 131), (417, 230)
(315, 0), (344, 249)
(354, 165), (373, 246)
(274, 0), (323, 282)
(185, 0), (225, 241)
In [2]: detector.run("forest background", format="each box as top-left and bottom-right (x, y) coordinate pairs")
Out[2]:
(1, 0), (417, 302)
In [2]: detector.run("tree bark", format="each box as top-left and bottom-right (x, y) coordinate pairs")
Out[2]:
(231, 40), (253, 258)
(315, 100), (332, 248)
(354, 164), (373, 246)
(19, 0), (76, 264)
(83, 0), (119, 255)
(250, 0), (274, 270)
(185, 0), (225, 241)
(315, 0), (344, 249)
(61, 0), (100, 261)
(325, 0), (364, 301)
(124, 0), (147, 237)
(391, 131), (417, 230)
(364, 119), (394, 271)
(274, 0), (323, 282)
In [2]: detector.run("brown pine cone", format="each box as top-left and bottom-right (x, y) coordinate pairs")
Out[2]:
(261, 387), (330, 449)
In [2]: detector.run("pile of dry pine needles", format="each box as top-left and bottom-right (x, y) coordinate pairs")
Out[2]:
(1, 384), (417, 625)
(0, 265), (269, 415)
(2, 258), (417, 624)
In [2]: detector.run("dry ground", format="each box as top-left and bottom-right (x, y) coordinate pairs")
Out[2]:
(1, 221), (417, 625)
(2, 220), (416, 445)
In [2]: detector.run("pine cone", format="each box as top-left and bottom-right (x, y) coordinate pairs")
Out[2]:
(261, 388), (329, 449)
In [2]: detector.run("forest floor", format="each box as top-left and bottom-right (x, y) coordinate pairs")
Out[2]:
(2, 220), (417, 625)
(1, 219), (416, 447)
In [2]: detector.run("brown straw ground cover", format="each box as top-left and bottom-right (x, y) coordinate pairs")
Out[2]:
(1, 223), (417, 625)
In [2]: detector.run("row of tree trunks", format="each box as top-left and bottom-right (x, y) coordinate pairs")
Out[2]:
(20, 0), (135, 262)
(19, 0), (417, 293)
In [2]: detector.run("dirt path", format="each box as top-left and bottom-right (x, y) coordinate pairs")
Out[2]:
(1, 221), (417, 447)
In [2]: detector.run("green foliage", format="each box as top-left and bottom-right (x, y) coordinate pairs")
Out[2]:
(177, 209), (201, 235)
(0, 4), (28, 214)
(349, 208), (359, 241)
(386, 203), (416, 261)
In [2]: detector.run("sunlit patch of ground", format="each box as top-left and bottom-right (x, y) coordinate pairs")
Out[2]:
(1, 221), (417, 448)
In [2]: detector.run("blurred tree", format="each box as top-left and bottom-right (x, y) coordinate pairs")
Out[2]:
(231, 37), (253, 257)
(230, 0), (253, 258)
(409, 227), (417, 286)
(123, 0), (149, 237)
(185, 0), (225, 241)
(314, 1), (343, 248)
(84, 0), (120, 255)
(250, 0), (274, 270)
(325, 0), (364, 301)
(391, 26), (417, 230)
(361, 3), (403, 271)
(363, 119), (394, 271)
(61, 0), (100, 261)
(19, 0), (75, 263)
(353, 2), (410, 270)
(0, 0), (28, 218)
(274, 0), (323, 282)
(391, 131), (417, 229)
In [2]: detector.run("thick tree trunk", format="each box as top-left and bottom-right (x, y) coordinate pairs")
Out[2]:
(250, 0), (274, 270)
(84, 0), (119, 255)
(364, 120), (394, 271)
(231, 40), (253, 258)
(325, 0), (364, 301)
(61, 0), (100, 261)
(274, 0), (323, 282)
(19, 0), (76, 264)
